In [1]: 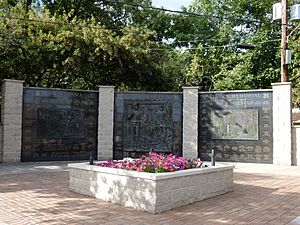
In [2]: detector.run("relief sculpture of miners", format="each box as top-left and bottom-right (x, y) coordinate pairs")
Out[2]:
(124, 101), (173, 152)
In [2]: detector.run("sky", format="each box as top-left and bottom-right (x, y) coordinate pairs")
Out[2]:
(151, 0), (193, 11)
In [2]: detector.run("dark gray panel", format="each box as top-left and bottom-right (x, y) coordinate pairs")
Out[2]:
(199, 91), (273, 163)
(37, 108), (85, 138)
(210, 109), (259, 140)
(114, 92), (183, 159)
(22, 88), (98, 162)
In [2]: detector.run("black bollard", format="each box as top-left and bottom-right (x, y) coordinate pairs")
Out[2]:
(89, 151), (94, 165)
(211, 149), (216, 166)
(150, 148), (153, 153)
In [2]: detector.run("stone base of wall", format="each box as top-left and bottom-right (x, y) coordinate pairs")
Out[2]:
(292, 126), (300, 166)
(68, 163), (234, 214)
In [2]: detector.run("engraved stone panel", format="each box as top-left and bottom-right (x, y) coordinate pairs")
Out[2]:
(22, 88), (98, 162)
(199, 90), (273, 163)
(114, 93), (183, 159)
(123, 101), (172, 152)
(37, 108), (85, 138)
(210, 109), (258, 140)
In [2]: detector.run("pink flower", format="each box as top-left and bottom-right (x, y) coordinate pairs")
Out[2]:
(94, 152), (204, 173)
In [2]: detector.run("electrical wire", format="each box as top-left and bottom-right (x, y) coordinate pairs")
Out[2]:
(0, 16), (270, 44)
(0, 15), (248, 44)
(0, 13), (281, 51)
(158, 38), (281, 44)
(148, 44), (234, 51)
(103, 0), (270, 25)
(0, 15), (114, 31)
(148, 39), (281, 51)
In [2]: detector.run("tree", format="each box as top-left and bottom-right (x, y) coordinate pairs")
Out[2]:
(1, 0), (300, 106)
(0, 2), (177, 90)
(174, 0), (285, 94)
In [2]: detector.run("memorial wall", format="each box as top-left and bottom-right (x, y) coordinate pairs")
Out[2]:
(199, 91), (273, 163)
(114, 92), (183, 159)
(22, 88), (98, 161)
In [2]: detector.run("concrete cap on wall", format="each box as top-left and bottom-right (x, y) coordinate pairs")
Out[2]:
(182, 86), (199, 89)
(271, 82), (292, 86)
(3, 79), (24, 83)
(98, 85), (115, 88)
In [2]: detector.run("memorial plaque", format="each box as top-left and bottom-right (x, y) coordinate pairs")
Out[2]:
(123, 101), (172, 152)
(114, 92), (183, 159)
(37, 108), (85, 138)
(199, 90), (273, 163)
(210, 109), (259, 140)
(22, 88), (98, 162)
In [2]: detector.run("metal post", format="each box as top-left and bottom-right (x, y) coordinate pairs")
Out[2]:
(89, 151), (94, 165)
(281, 0), (288, 82)
(150, 148), (153, 153)
(211, 149), (216, 166)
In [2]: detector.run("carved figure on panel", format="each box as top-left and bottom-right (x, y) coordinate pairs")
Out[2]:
(63, 110), (82, 136)
(210, 109), (259, 140)
(198, 92), (273, 163)
(37, 108), (85, 138)
(124, 101), (173, 152)
(127, 103), (141, 148)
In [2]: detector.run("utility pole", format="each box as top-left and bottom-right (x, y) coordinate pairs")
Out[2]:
(281, 0), (288, 82)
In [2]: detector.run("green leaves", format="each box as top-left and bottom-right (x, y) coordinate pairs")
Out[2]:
(0, 2), (179, 91)
(1, 0), (300, 106)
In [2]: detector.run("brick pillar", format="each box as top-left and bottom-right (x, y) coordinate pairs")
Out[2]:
(98, 86), (115, 160)
(272, 82), (292, 165)
(0, 79), (24, 163)
(182, 87), (199, 158)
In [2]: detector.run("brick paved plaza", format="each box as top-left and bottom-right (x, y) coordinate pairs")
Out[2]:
(0, 162), (300, 225)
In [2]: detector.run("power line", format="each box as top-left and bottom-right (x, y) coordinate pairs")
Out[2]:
(1, 16), (279, 44)
(0, 16), (114, 31)
(0, 15), (281, 51)
(148, 44), (235, 51)
(102, 0), (269, 24)
(148, 39), (281, 51)
(159, 38), (281, 44)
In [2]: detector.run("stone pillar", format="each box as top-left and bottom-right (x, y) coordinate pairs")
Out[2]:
(272, 82), (292, 165)
(292, 125), (300, 166)
(0, 79), (24, 163)
(98, 86), (115, 160)
(182, 87), (199, 158)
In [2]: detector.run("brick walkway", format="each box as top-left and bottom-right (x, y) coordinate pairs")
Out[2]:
(0, 163), (300, 225)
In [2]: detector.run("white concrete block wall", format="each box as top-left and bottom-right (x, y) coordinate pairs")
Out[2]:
(0, 124), (2, 162)
(98, 86), (115, 160)
(272, 82), (292, 165)
(0, 79), (24, 163)
(154, 169), (233, 213)
(69, 163), (234, 214)
(182, 87), (199, 158)
(292, 126), (300, 166)
(69, 168), (157, 212)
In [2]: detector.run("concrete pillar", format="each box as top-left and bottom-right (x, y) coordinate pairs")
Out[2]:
(272, 82), (292, 165)
(292, 125), (300, 166)
(0, 79), (24, 163)
(98, 86), (115, 160)
(182, 87), (199, 158)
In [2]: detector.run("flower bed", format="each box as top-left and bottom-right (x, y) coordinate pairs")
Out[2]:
(69, 154), (234, 214)
(94, 152), (204, 173)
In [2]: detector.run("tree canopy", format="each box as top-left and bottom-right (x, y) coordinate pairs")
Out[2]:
(0, 1), (179, 90)
(0, 0), (299, 106)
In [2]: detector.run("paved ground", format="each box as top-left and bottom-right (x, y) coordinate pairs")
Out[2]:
(0, 162), (300, 225)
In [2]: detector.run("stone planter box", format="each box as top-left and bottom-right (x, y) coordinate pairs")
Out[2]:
(68, 163), (234, 214)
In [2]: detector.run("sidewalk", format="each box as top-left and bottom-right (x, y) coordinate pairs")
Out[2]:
(0, 162), (300, 225)
(0, 161), (70, 176)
